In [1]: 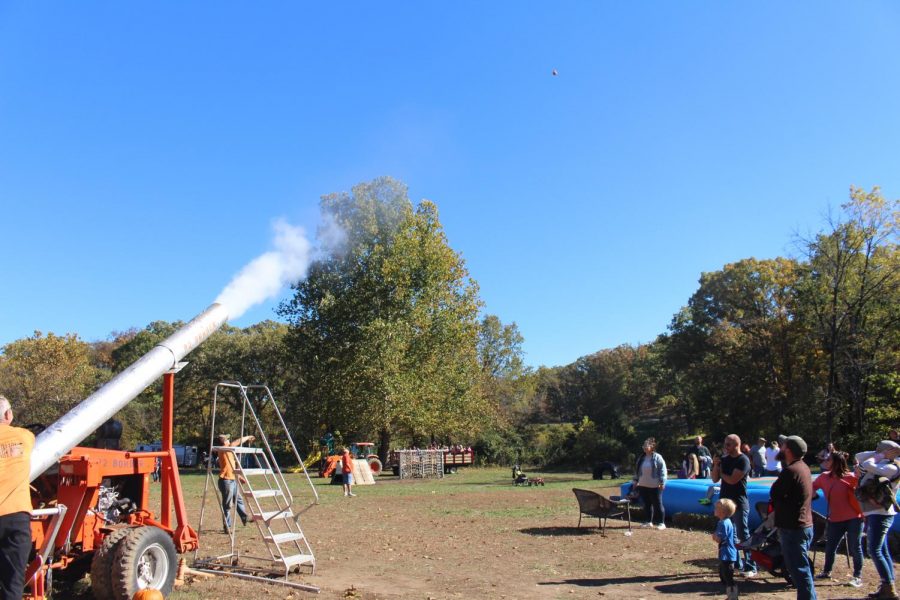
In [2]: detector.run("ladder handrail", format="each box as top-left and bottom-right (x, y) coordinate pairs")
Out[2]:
(236, 385), (293, 506)
(259, 385), (319, 505)
(221, 383), (319, 508)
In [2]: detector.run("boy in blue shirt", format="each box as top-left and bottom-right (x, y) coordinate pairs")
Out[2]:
(713, 498), (739, 599)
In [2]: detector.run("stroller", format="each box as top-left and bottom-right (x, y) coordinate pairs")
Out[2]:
(512, 464), (528, 486)
(737, 501), (793, 585)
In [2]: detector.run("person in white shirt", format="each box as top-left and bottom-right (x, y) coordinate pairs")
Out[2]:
(855, 441), (900, 600)
(765, 440), (783, 476)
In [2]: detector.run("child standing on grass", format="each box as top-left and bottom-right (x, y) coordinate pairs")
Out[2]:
(713, 498), (739, 599)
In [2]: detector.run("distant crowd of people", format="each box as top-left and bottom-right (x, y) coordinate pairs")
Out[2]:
(394, 443), (472, 453)
(631, 430), (900, 600)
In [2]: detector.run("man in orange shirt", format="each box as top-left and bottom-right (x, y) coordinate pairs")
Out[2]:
(0, 395), (35, 600)
(217, 432), (254, 533)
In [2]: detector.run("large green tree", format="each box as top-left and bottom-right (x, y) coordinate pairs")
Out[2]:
(279, 177), (487, 459)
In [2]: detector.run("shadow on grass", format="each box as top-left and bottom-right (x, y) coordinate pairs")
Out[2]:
(539, 573), (706, 589)
(655, 579), (789, 595)
(519, 526), (622, 536)
(540, 573), (790, 595)
(683, 557), (719, 570)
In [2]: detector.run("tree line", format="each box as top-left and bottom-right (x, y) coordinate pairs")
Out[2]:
(1, 180), (896, 469)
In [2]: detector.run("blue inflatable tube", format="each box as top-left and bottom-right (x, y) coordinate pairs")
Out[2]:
(619, 477), (898, 533)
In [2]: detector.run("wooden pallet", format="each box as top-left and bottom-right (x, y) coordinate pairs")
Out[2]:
(351, 458), (376, 485)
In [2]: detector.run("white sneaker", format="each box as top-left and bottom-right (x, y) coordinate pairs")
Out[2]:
(848, 577), (862, 588)
(348, 493), (357, 497)
(640, 522), (653, 528)
(740, 569), (758, 578)
(656, 524), (666, 530)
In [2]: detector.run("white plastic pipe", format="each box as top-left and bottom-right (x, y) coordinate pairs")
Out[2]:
(30, 303), (229, 481)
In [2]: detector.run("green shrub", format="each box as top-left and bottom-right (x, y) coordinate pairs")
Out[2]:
(472, 427), (524, 466)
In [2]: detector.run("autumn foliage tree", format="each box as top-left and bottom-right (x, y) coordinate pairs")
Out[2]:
(0, 332), (106, 425)
(795, 186), (900, 443)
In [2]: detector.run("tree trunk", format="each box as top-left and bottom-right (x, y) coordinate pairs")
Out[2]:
(378, 428), (391, 463)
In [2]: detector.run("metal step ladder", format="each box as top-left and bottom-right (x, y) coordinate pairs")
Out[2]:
(196, 382), (319, 591)
(212, 445), (316, 574)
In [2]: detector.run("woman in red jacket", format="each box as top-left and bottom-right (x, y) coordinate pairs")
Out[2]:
(812, 451), (864, 588)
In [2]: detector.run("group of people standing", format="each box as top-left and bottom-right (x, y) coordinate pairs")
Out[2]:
(745, 437), (790, 477)
(631, 432), (900, 600)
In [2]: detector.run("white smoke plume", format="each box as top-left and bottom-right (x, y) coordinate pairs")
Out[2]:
(214, 219), (313, 320)
(316, 210), (348, 257)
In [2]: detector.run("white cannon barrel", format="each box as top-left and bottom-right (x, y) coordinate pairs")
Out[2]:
(30, 303), (229, 481)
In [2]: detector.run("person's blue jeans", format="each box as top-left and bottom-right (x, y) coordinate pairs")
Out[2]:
(729, 498), (756, 572)
(823, 518), (863, 577)
(779, 526), (817, 600)
(866, 513), (895, 584)
(637, 485), (665, 525)
(218, 477), (248, 528)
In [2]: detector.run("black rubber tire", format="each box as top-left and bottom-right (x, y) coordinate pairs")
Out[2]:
(110, 526), (177, 600)
(90, 527), (133, 600)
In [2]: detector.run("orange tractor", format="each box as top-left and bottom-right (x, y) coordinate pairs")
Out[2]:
(26, 370), (198, 599)
(318, 442), (382, 480)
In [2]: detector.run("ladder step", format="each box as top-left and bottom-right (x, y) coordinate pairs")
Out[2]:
(211, 446), (264, 454)
(240, 468), (273, 476)
(277, 553), (316, 569)
(265, 532), (305, 544)
(250, 489), (284, 499)
(253, 509), (294, 522)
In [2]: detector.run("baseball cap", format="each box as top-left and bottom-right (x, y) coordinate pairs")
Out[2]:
(876, 440), (900, 453)
(784, 435), (807, 456)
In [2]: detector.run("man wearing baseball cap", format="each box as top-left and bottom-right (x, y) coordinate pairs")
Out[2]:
(770, 435), (816, 600)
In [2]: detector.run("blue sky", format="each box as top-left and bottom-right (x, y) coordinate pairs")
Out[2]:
(2, 2), (899, 368)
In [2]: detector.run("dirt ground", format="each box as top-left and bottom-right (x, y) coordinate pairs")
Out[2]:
(129, 469), (895, 599)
